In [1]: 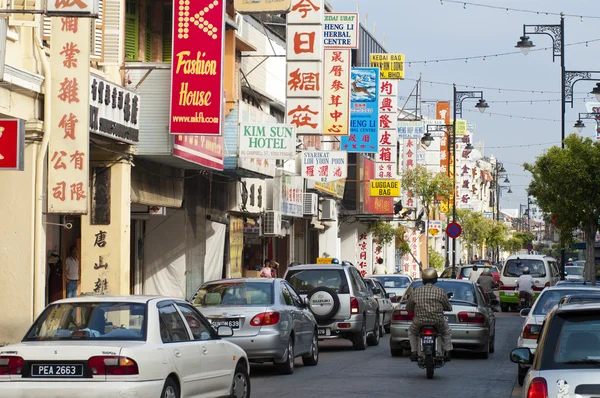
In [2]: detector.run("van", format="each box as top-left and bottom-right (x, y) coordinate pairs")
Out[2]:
(498, 254), (560, 312)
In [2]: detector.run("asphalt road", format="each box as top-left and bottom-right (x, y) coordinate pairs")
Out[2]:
(250, 312), (523, 398)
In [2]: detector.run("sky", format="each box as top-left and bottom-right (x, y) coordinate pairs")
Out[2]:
(329, 0), (600, 211)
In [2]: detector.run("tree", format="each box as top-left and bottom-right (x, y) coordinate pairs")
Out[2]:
(486, 219), (509, 260)
(525, 134), (600, 284)
(401, 165), (453, 266)
(503, 237), (523, 254)
(456, 209), (492, 262)
(513, 232), (535, 250)
(428, 248), (446, 272)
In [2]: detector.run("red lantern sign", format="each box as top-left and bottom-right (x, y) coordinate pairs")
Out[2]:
(0, 119), (25, 171)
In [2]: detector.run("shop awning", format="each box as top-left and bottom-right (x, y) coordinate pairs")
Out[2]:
(131, 161), (184, 208)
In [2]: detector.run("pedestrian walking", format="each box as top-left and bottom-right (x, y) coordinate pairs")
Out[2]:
(373, 258), (389, 275)
(65, 245), (80, 298)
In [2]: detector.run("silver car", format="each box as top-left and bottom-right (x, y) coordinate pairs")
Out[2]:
(390, 279), (497, 358)
(191, 278), (319, 374)
(564, 265), (584, 282)
(364, 277), (394, 334)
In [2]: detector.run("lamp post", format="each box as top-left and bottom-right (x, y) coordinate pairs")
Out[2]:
(573, 112), (600, 136)
(493, 159), (508, 261)
(497, 185), (512, 260)
(451, 85), (489, 277)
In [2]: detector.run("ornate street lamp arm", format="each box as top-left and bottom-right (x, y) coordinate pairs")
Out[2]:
(454, 91), (484, 118)
(564, 71), (600, 107)
(523, 23), (563, 61)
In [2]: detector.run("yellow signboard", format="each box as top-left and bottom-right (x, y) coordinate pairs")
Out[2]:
(317, 258), (333, 264)
(452, 119), (467, 136)
(370, 180), (400, 197)
(370, 53), (405, 80)
(440, 201), (449, 213)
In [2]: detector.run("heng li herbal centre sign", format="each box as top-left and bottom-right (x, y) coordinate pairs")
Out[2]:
(170, 0), (225, 135)
(239, 124), (296, 160)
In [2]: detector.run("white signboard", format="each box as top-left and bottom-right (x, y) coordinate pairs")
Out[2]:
(46, 0), (99, 16)
(275, 175), (304, 217)
(427, 220), (443, 237)
(239, 123), (296, 160)
(301, 150), (347, 183)
(323, 13), (359, 49)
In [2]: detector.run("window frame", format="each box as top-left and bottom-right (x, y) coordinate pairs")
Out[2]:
(175, 302), (217, 341)
(157, 301), (192, 344)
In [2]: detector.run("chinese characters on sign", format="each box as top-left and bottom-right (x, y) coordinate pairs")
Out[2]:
(233, 0), (292, 14)
(370, 53), (405, 80)
(436, 101), (451, 176)
(402, 229), (420, 278)
(0, 119), (25, 171)
(286, 0), (324, 135)
(276, 175), (304, 217)
(228, 217), (244, 279)
(375, 79), (398, 179)
(323, 13), (358, 48)
(323, 49), (350, 135)
(402, 138), (417, 208)
(363, 158), (393, 215)
(46, 0), (99, 16)
(357, 231), (371, 277)
(341, 68), (379, 153)
(48, 17), (91, 214)
(170, 0), (225, 135)
(301, 150), (347, 183)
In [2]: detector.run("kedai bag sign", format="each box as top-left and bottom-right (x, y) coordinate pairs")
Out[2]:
(239, 124), (296, 160)
(170, 0), (225, 135)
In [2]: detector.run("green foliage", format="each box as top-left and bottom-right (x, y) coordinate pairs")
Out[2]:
(368, 222), (396, 246)
(394, 224), (410, 255)
(401, 165), (453, 211)
(503, 237), (523, 254)
(455, 209), (492, 258)
(428, 248), (446, 272)
(486, 219), (509, 251)
(513, 232), (535, 249)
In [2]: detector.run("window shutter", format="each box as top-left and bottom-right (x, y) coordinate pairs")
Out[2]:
(103, 0), (122, 64)
(162, 4), (172, 62)
(144, 5), (152, 62)
(43, 16), (51, 41)
(90, 0), (104, 61)
(125, 0), (139, 61)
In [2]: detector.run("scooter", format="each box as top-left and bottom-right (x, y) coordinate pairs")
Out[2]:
(518, 290), (532, 310)
(416, 324), (446, 379)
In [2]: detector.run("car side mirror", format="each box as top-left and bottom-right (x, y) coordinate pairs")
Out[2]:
(217, 325), (234, 337)
(510, 348), (533, 365)
(372, 288), (381, 295)
(489, 299), (500, 306)
(520, 308), (530, 317)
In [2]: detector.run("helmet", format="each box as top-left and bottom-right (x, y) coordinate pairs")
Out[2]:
(331, 258), (340, 264)
(482, 268), (492, 276)
(422, 268), (438, 284)
(522, 266), (530, 275)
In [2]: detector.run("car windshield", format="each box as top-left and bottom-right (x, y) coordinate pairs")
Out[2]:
(402, 281), (477, 305)
(553, 313), (600, 364)
(533, 290), (599, 315)
(23, 302), (146, 341)
(192, 282), (274, 306)
(460, 266), (499, 278)
(566, 267), (584, 276)
(286, 269), (348, 294)
(374, 276), (411, 289)
(504, 259), (547, 277)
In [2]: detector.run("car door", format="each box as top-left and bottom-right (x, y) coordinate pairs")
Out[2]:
(158, 301), (202, 397)
(285, 282), (315, 354)
(476, 286), (495, 335)
(374, 280), (393, 324)
(176, 302), (233, 397)
(280, 282), (308, 353)
(351, 268), (377, 331)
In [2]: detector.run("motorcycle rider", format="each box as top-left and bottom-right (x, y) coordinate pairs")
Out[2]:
(516, 266), (535, 308)
(406, 268), (453, 362)
(477, 268), (498, 302)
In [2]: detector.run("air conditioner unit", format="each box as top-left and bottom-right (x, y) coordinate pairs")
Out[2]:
(261, 211), (282, 236)
(320, 199), (337, 221)
(303, 193), (318, 216)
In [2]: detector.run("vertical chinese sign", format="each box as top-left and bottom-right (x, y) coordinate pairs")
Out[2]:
(286, 0), (324, 137)
(402, 229), (420, 278)
(323, 49), (350, 136)
(375, 79), (398, 179)
(48, 17), (92, 213)
(169, 0), (225, 135)
(341, 67), (379, 153)
(228, 216), (244, 279)
(363, 157), (393, 215)
(357, 229), (372, 277)
(436, 101), (450, 176)
(401, 138), (417, 209)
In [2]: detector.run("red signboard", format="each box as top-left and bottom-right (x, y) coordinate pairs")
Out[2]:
(0, 119), (25, 171)
(170, 0), (225, 135)
(173, 135), (224, 170)
(363, 158), (393, 215)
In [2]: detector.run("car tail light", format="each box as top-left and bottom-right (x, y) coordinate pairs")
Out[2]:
(350, 297), (359, 314)
(527, 378), (548, 398)
(458, 312), (485, 324)
(523, 324), (542, 339)
(338, 323), (351, 329)
(250, 312), (280, 326)
(390, 296), (398, 303)
(0, 356), (24, 375)
(392, 310), (414, 321)
(88, 356), (139, 376)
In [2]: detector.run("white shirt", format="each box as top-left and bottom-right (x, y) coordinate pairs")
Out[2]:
(66, 257), (79, 281)
(373, 264), (389, 275)
(469, 269), (482, 282)
(517, 274), (534, 293)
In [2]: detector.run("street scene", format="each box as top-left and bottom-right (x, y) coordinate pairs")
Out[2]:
(1, 0), (600, 397)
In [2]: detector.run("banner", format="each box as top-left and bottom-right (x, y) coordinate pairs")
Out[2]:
(239, 124), (296, 159)
(170, 0), (225, 135)
(370, 53), (405, 80)
(376, 79), (398, 178)
(0, 119), (24, 171)
(228, 217), (244, 279)
(302, 150), (347, 183)
(323, 13), (359, 48)
(48, 17), (91, 214)
(276, 175), (304, 217)
(402, 138), (417, 208)
(323, 49), (350, 135)
(436, 101), (451, 175)
(363, 158), (393, 214)
(341, 67), (379, 153)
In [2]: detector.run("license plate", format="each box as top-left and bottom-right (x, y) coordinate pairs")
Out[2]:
(31, 364), (83, 377)
(318, 328), (330, 336)
(421, 336), (434, 344)
(210, 318), (240, 329)
(503, 291), (514, 296)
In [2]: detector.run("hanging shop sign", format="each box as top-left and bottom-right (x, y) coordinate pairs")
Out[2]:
(229, 216), (244, 279)
(234, 0), (292, 14)
(428, 220), (442, 236)
(369, 53), (405, 80)
(0, 119), (25, 171)
(173, 135), (225, 170)
(275, 175), (304, 217)
(46, 0), (99, 16)
(301, 150), (347, 183)
(363, 158), (393, 215)
(89, 75), (140, 144)
(48, 17), (91, 214)
(323, 49), (350, 135)
(369, 180), (400, 197)
(239, 123), (296, 160)
(323, 13), (359, 49)
(341, 67), (379, 153)
(170, 0), (225, 135)
(375, 79), (398, 178)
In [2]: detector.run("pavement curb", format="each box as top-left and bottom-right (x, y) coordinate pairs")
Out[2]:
(511, 378), (522, 398)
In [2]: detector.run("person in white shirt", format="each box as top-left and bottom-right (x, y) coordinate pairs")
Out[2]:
(516, 267), (535, 307)
(373, 258), (389, 275)
(65, 246), (79, 298)
(468, 265), (481, 282)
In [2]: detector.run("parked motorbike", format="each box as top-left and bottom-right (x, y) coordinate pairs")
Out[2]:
(417, 324), (446, 379)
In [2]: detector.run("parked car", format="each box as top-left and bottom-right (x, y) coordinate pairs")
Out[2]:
(473, 259), (493, 266)
(499, 255), (560, 312)
(558, 293), (600, 305)
(371, 274), (413, 302)
(440, 265), (501, 283)
(511, 302), (600, 397)
(191, 278), (319, 374)
(0, 295), (250, 398)
(364, 277), (394, 333)
(563, 265), (585, 282)
(284, 263), (380, 350)
(515, 285), (600, 385)
(389, 279), (497, 359)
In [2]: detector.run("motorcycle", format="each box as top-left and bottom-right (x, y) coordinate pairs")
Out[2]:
(417, 324), (446, 379)
(518, 290), (532, 310)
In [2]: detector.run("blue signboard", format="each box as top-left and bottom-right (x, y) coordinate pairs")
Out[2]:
(341, 67), (379, 153)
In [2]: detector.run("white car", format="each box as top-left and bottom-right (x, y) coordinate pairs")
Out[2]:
(516, 286), (600, 386)
(0, 295), (250, 398)
(371, 275), (413, 304)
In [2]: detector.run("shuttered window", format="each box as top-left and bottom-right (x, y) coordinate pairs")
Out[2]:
(162, 4), (172, 62)
(125, 0), (139, 61)
(144, 4), (152, 62)
(91, 0), (104, 61)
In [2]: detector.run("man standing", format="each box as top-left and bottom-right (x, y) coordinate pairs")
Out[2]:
(373, 258), (389, 275)
(65, 246), (79, 298)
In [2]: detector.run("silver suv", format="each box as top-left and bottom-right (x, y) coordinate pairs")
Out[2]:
(284, 262), (380, 350)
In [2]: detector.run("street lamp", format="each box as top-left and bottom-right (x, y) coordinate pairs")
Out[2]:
(591, 83), (600, 102)
(574, 119), (585, 133)
(573, 112), (600, 135)
(420, 132), (434, 148)
(475, 99), (490, 113)
(515, 35), (535, 55)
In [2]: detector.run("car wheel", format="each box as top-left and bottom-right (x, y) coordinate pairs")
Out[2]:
(390, 348), (403, 357)
(352, 322), (367, 350)
(302, 331), (319, 366)
(489, 332), (496, 354)
(367, 316), (380, 346)
(230, 363), (250, 398)
(276, 338), (295, 375)
(161, 377), (179, 398)
(500, 303), (509, 312)
(517, 365), (527, 386)
(478, 341), (490, 359)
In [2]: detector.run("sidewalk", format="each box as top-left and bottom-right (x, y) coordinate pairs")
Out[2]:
(510, 380), (522, 397)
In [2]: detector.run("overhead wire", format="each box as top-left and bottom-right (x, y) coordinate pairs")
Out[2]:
(437, 0), (600, 20)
